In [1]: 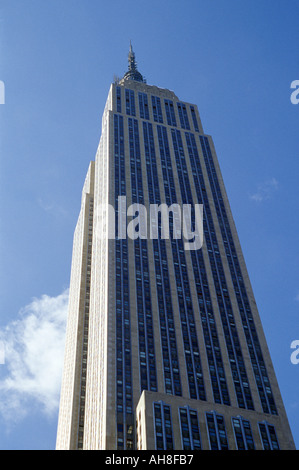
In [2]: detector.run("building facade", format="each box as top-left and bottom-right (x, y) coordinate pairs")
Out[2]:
(56, 46), (295, 450)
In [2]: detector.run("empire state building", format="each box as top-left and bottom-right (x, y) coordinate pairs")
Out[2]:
(56, 46), (295, 451)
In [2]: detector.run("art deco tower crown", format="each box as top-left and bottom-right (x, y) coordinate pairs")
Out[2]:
(122, 42), (146, 83)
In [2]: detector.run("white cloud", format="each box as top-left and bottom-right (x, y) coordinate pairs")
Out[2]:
(250, 177), (279, 202)
(0, 289), (69, 425)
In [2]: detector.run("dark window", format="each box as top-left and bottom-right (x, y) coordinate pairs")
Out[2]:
(151, 96), (163, 123)
(164, 99), (177, 126)
(139, 92), (149, 120)
(190, 106), (199, 132)
(177, 102), (190, 129)
(116, 86), (122, 113)
(125, 89), (136, 116)
(179, 407), (201, 450)
(154, 402), (174, 450)
(232, 416), (255, 450)
(206, 412), (229, 450)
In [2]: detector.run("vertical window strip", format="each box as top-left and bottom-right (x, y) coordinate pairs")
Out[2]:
(206, 411), (229, 450)
(232, 417), (245, 450)
(189, 409), (201, 450)
(77, 197), (93, 449)
(128, 118), (157, 393)
(164, 99), (177, 127)
(157, 125), (206, 401)
(139, 92), (149, 120)
(154, 402), (174, 450)
(179, 407), (201, 450)
(143, 122), (182, 396)
(177, 102), (190, 130)
(190, 106), (199, 132)
(170, 128), (230, 406)
(199, 135), (277, 416)
(114, 115), (133, 450)
(151, 95), (163, 123)
(242, 418), (255, 450)
(116, 86), (122, 113)
(258, 422), (280, 450)
(232, 417), (255, 450)
(267, 424), (280, 450)
(125, 89), (136, 116)
(258, 423), (271, 450)
(163, 404), (174, 450)
(179, 408), (191, 450)
(185, 131), (254, 410)
(154, 403), (164, 450)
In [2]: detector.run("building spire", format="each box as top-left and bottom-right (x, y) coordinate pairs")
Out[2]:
(123, 42), (146, 83)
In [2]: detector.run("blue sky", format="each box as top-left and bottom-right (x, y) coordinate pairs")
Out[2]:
(0, 0), (298, 450)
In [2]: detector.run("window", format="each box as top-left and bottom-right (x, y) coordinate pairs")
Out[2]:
(232, 416), (255, 450)
(125, 89), (136, 116)
(206, 411), (229, 450)
(177, 102), (190, 129)
(116, 86), (122, 113)
(154, 402), (174, 450)
(190, 106), (199, 132)
(179, 407), (201, 450)
(151, 95), (163, 123)
(139, 92), (149, 120)
(258, 422), (280, 450)
(164, 99), (177, 126)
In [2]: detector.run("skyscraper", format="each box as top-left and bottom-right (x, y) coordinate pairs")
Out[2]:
(56, 46), (295, 451)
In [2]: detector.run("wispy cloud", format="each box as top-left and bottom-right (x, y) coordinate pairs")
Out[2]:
(0, 290), (69, 425)
(38, 198), (68, 218)
(249, 177), (279, 202)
